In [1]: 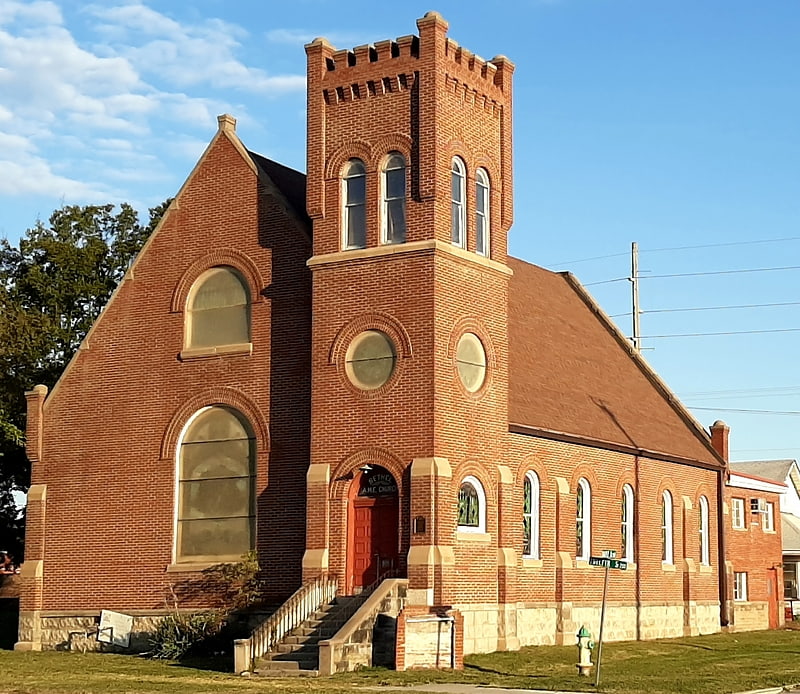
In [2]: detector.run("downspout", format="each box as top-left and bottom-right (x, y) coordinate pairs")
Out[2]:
(634, 454), (642, 640)
(710, 420), (731, 628)
(717, 466), (730, 627)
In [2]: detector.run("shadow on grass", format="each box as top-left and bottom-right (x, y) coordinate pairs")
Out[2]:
(465, 663), (549, 679)
(166, 654), (233, 673)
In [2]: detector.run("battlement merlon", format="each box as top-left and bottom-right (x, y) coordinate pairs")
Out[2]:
(304, 12), (514, 95)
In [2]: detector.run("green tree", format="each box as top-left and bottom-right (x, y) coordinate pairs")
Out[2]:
(0, 201), (170, 558)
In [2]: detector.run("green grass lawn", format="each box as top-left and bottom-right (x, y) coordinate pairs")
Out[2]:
(1, 629), (799, 694)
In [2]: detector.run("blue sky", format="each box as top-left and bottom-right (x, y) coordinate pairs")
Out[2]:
(1, 0), (798, 462)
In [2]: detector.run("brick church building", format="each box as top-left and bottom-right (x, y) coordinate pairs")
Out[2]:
(16, 12), (782, 661)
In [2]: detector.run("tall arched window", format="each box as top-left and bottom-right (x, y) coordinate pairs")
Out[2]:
(699, 495), (710, 565)
(458, 475), (486, 533)
(662, 490), (674, 564)
(576, 478), (591, 560)
(176, 407), (255, 563)
(381, 152), (406, 245)
(187, 267), (250, 350)
(451, 157), (466, 247)
(475, 168), (490, 257)
(343, 158), (366, 249)
(621, 484), (634, 562)
(523, 471), (540, 559)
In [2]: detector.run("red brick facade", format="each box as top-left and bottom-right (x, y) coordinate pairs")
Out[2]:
(16, 12), (780, 655)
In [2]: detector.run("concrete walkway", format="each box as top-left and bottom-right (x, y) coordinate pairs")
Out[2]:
(371, 684), (793, 694)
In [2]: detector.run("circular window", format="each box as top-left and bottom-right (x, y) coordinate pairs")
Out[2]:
(345, 331), (397, 390)
(456, 333), (487, 392)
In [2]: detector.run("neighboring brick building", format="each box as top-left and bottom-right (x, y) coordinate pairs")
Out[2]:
(15, 12), (779, 656)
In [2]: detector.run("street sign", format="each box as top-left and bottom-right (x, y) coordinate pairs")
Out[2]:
(589, 556), (627, 570)
(601, 549), (617, 558)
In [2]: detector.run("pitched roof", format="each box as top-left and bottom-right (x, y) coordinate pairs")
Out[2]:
(783, 513), (800, 553)
(507, 257), (721, 467)
(248, 151), (310, 225)
(730, 460), (796, 484)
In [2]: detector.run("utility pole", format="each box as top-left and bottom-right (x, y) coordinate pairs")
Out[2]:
(630, 241), (641, 353)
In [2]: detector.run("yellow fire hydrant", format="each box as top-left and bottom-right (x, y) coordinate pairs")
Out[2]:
(576, 625), (594, 676)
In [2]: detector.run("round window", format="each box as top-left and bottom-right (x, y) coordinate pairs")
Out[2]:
(345, 330), (397, 390)
(456, 333), (487, 392)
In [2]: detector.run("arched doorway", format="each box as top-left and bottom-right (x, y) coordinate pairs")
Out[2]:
(347, 465), (399, 593)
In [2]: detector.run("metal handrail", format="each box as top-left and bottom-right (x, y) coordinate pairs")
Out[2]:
(248, 573), (338, 664)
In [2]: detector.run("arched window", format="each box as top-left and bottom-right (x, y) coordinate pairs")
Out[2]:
(475, 168), (490, 257)
(176, 407), (255, 563)
(699, 495), (710, 565)
(381, 152), (406, 245)
(662, 490), (674, 564)
(458, 475), (486, 533)
(523, 471), (540, 559)
(343, 158), (366, 249)
(187, 267), (250, 350)
(621, 484), (634, 562)
(576, 478), (591, 560)
(451, 157), (466, 247)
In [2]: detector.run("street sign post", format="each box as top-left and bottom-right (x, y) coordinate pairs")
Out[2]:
(590, 551), (628, 688)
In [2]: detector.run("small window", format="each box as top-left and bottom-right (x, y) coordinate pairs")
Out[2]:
(662, 491), (673, 564)
(343, 159), (366, 249)
(475, 168), (490, 257)
(576, 478), (591, 560)
(763, 502), (775, 532)
(699, 495), (710, 565)
(731, 498), (745, 530)
(523, 471), (540, 559)
(456, 333), (487, 393)
(344, 330), (397, 390)
(621, 484), (634, 563)
(177, 407), (255, 563)
(187, 267), (250, 350)
(382, 152), (406, 244)
(734, 572), (748, 601)
(451, 157), (466, 247)
(458, 475), (486, 533)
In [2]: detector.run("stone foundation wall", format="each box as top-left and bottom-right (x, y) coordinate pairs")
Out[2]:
(731, 602), (769, 632)
(453, 603), (499, 655)
(402, 617), (457, 669)
(18, 611), (167, 652)
(638, 604), (686, 640)
(516, 604), (558, 646)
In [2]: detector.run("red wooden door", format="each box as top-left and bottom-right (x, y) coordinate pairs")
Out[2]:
(348, 468), (399, 592)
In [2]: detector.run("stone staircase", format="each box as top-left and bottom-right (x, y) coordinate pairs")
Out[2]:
(254, 595), (364, 677)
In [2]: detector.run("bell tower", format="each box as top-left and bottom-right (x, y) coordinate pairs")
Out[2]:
(302, 13), (516, 613)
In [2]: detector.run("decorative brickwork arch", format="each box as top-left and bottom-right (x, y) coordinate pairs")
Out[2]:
(325, 140), (373, 180)
(452, 460), (496, 534)
(160, 387), (269, 461)
(170, 248), (265, 313)
(372, 134), (413, 166)
(514, 454), (551, 490)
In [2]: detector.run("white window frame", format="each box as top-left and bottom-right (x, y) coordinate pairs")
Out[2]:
(662, 490), (673, 564)
(523, 471), (540, 559)
(699, 495), (710, 565)
(731, 497), (745, 530)
(621, 484), (634, 563)
(734, 572), (748, 601)
(342, 158), (367, 249)
(381, 152), (406, 245)
(458, 475), (486, 534)
(475, 167), (490, 257)
(185, 266), (250, 351)
(763, 502), (775, 532)
(576, 478), (591, 561)
(451, 157), (466, 248)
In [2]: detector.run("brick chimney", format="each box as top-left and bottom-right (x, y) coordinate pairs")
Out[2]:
(710, 420), (730, 463)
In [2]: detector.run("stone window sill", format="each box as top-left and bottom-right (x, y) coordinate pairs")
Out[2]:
(456, 531), (491, 544)
(662, 562), (677, 572)
(699, 563), (713, 574)
(166, 560), (239, 573)
(522, 558), (543, 569)
(180, 343), (252, 361)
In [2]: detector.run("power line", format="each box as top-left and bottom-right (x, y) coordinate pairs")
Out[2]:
(610, 300), (800, 318)
(548, 235), (800, 267)
(635, 327), (800, 338)
(643, 265), (800, 280)
(680, 385), (800, 397)
(687, 406), (800, 416)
